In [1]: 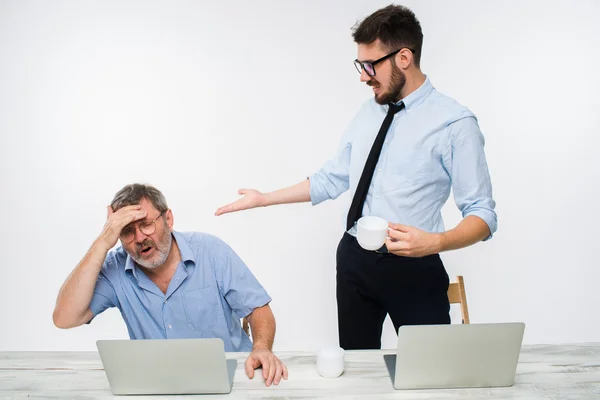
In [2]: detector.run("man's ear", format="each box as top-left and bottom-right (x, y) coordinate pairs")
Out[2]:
(397, 48), (413, 69)
(166, 209), (174, 230)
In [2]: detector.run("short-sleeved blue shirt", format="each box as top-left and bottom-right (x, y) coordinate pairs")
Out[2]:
(89, 231), (271, 352)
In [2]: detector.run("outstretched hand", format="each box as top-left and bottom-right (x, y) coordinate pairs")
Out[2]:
(215, 189), (265, 216)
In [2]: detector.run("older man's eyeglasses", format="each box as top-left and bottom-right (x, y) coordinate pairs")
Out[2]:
(120, 211), (164, 243)
(353, 48), (415, 77)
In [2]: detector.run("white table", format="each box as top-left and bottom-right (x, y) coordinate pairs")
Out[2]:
(1, 344), (599, 399)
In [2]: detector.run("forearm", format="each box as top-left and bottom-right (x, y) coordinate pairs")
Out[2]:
(247, 304), (276, 351)
(437, 215), (491, 253)
(262, 179), (310, 207)
(53, 239), (110, 328)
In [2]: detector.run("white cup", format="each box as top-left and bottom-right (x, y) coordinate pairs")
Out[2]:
(356, 216), (389, 251)
(316, 346), (345, 378)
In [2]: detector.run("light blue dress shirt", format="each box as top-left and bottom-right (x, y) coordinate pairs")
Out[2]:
(310, 77), (497, 238)
(89, 231), (271, 352)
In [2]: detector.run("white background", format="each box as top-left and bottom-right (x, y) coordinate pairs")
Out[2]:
(1, 0), (599, 351)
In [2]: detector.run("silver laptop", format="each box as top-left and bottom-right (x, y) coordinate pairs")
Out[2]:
(384, 322), (525, 390)
(96, 338), (237, 395)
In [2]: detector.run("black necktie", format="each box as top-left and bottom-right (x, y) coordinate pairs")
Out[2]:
(346, 102), (405, 231)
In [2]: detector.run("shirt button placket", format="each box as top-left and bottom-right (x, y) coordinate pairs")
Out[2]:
(163, 298), (171, 338)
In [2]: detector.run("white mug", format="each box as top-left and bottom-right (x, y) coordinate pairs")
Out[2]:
(356, 216), (388, 251)
(316, 346), (345, 378)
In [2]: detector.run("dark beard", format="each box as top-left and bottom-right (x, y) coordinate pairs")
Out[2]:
(372, 60), (406, 105)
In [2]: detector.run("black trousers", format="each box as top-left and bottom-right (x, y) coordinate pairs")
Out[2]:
(336, 233), (450, 350)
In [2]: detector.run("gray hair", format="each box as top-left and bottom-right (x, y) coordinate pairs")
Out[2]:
(110, 183), (168, 213)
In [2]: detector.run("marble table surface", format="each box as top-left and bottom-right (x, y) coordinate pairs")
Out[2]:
(1, 343), (599, 399)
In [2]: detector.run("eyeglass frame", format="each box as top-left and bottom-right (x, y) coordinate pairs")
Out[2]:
(119, 210), (166, 243)
(353, 47), (416, 77)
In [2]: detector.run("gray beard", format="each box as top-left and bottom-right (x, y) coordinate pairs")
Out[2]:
(129, 231), (172, 269)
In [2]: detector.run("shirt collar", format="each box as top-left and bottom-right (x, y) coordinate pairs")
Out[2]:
(172, 231), (195, 264)
(393, 75), (434, 111)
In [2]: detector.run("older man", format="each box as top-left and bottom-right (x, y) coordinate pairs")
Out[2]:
(53, 183), (287, 386)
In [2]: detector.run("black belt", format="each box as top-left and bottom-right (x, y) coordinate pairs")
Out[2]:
(375, 244), (390, 254)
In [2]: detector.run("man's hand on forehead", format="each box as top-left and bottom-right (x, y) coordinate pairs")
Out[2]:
(97, 205), (147, 250)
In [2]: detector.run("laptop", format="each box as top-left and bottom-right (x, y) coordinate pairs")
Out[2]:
(96, 338), (237, 395)
(384, 322), (525, 390)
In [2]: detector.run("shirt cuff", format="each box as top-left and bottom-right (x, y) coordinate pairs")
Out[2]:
(236, 294), (272, 320)
(308, 174), (329, 206)
(464, 208), (498, 241)
(88, 292), (114, 319)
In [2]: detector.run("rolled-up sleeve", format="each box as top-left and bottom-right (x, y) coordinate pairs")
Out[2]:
(309, 133), (352, 205)
(447, 116), (498, 240)
(213, 239), (272, 319)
